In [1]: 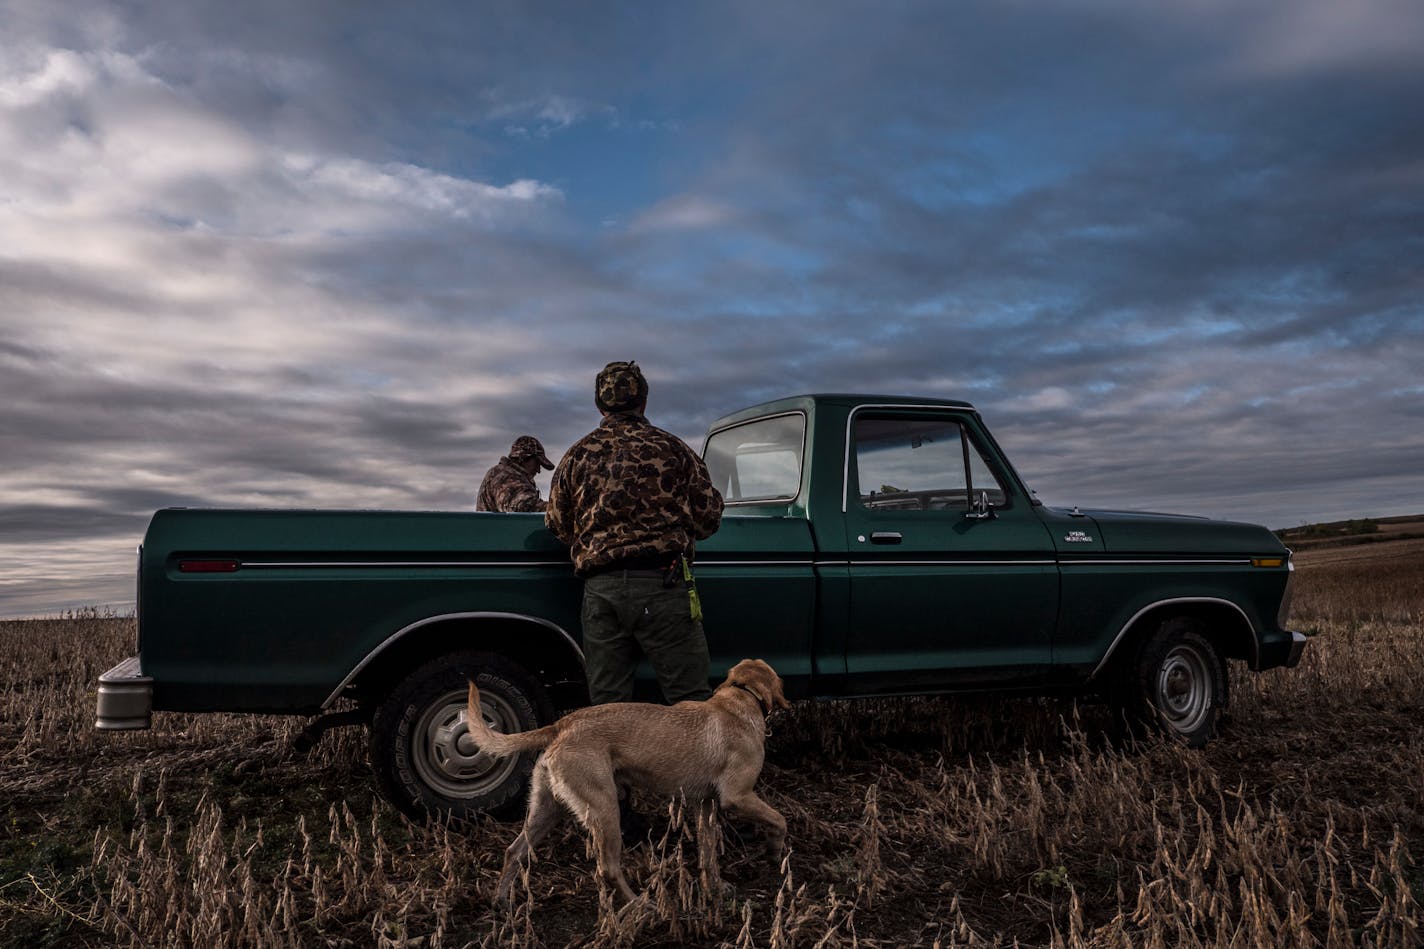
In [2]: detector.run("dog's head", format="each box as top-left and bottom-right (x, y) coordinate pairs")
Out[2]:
(723, 658), (791, 712)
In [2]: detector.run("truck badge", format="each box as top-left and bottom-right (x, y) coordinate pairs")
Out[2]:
(1065, 530), (1094, 543)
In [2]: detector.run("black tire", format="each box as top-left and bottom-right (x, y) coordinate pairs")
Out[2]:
(1113, 618), (1226, 748)
(370, 651), (553, 820)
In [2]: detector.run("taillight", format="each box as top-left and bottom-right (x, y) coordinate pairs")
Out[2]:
(178, 560), (240, 573)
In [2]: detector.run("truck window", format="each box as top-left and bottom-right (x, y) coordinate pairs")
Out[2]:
(704, 413), (806, 503)
(853, 416), (1006, 512)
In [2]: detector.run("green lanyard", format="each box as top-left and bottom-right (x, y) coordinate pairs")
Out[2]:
(681, 555), (703, 622)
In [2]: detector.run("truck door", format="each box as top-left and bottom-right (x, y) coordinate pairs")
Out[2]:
(841, 409), (1058, 692)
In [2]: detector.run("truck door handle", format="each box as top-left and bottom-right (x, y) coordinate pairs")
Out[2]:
(870, 532), (903, 545)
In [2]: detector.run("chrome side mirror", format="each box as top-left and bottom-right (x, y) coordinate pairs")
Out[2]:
(965, 490), (997, 521)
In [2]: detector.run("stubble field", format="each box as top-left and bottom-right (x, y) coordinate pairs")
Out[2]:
(2, 539), (1421, 947)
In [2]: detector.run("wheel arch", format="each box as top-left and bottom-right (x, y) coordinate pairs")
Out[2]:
(326, 611), (588, 712)
(1089, 597), (1258, 683)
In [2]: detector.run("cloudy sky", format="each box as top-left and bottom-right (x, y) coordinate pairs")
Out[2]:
(2, 1), (1422, 618)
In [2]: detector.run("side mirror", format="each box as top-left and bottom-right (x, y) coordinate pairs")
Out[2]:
(964, 490), (997, 521)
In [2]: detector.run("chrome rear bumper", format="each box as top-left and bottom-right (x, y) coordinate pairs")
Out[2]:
(1287, 631), (1308, 668)
(96, 656), (153, 730)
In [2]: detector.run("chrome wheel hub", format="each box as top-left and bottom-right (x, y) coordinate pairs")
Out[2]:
(411, 688), (520, 798)
(1156, 644), (1213, 735)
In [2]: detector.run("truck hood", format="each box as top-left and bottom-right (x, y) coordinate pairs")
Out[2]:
(1045, 506), (1286, 556)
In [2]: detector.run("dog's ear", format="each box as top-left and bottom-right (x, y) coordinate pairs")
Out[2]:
(769, 672), (791, 710)
(752, 661), (791, 711)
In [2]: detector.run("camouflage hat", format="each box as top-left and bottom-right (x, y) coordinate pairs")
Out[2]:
(594, 360), (649, 413)
(508, 435), (555, 470)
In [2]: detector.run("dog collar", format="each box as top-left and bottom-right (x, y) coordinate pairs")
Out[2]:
(730, 681), (770, 717)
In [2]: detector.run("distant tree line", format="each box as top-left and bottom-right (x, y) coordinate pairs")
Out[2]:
(1275, 518), (1380, 540)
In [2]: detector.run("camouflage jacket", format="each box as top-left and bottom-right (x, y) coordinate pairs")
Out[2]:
(545, 412), (723, 575)
(476, 458), (546, 513)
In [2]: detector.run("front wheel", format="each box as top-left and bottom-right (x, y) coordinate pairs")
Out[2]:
(1113, 618), (1226, 747)
(370, 651), (553, 820)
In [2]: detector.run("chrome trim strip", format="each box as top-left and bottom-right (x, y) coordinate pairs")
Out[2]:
(248, 559), (820, 570)
(703, 409), (808, 447)
(695, 560), (814, 567)
(721, 500), (799, 508)
(846, 559), (1056, 567)
(1061, 559), (1253, 567)
(248, 556), (1252, 571)
(242, 560), (566, 569)
(725, 557), (1251, 567)
(1088, 596), (1257, 682)
(321, 611), (585, 710)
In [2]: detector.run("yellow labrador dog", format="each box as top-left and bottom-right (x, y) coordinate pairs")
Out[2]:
(466, 658), (790, 903)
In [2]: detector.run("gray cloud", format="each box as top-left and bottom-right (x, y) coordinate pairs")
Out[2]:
(0, 506), (148, 544)
(2, 1), (1422, 618)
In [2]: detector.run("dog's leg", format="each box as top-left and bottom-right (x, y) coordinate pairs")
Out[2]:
(693, 797), (725, 895)
(582, 785), (637, 905)
(558, 761), (638, 905)
(719, 791), (787, 862)
(496, 762), (561, 904)
(589, 810), (637, 904)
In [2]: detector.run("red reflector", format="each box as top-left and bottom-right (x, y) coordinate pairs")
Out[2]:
(179, 560), (240, 573)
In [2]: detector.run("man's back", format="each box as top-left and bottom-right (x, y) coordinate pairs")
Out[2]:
(477, 459), (543, 513)
(547, 411), (721, 574)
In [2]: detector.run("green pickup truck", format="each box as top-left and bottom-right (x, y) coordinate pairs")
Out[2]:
(96, 394), (1305, 818)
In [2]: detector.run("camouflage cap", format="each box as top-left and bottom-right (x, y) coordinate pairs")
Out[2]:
(594, 360), (649, 413)
(508, 435), (555, 470)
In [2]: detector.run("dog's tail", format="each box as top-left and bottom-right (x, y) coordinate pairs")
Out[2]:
(465, 681), (557, 757)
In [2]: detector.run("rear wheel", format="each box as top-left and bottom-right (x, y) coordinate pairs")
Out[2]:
(1114, 618), (1226, 747)
(370, 651), (553, 819)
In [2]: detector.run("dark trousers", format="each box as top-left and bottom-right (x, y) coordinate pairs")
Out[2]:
(581, 572), (711, 705)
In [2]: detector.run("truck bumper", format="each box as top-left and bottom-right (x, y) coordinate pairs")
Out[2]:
(1255, 629), (1308, 671)
(96, 656), (153, 730)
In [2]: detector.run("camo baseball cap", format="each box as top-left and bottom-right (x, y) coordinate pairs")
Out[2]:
(508, 435), (555, 470)
(594, 360), (649, 413)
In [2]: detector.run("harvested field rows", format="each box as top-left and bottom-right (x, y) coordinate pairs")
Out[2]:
(1, 543), (1421, 946)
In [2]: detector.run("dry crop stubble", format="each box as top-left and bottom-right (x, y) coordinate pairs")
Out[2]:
(1, 544), (1422, 946)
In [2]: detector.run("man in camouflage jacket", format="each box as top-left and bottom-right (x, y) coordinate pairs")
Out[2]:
(546, 361), (723, 705)
(476, 436), (555, 512)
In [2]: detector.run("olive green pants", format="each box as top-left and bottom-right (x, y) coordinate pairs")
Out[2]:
(581, 573), (711, 705)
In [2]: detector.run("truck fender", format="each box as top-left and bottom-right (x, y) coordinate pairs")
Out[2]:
(321, 611), (584, 710)
(1087, 596), (1258, 683)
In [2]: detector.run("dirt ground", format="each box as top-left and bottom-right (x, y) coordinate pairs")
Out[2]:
(1, 540), (1420, 946)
